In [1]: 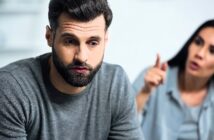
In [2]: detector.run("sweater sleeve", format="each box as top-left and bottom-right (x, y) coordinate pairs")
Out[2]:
(0, 72), (28, 140)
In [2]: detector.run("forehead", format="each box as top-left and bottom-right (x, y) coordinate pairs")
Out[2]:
(198, 27), (214, 40)
(56, 13), (106, 36)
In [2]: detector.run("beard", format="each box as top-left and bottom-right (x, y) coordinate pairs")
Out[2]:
(52, 48), (103, 87)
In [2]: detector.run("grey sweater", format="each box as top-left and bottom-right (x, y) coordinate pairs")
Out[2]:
(0, 53), (143, 140)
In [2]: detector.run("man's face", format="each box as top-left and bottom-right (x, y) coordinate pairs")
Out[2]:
(46, 13), (108, 87)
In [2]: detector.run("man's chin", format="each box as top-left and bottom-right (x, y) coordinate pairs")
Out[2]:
(67, 81), (90, 87)
(64, 75), (91, 87)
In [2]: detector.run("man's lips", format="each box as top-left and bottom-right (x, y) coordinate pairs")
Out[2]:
(70, 66), (89, 74)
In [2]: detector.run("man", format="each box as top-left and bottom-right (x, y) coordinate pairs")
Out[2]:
(0, 0), (143, 139)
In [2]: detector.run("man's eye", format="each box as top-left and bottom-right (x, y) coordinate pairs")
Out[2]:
(64, 38), (77, 45)
(88, 41), (99, 47)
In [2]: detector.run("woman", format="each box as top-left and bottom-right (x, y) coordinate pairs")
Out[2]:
(133, 19), (214, 140)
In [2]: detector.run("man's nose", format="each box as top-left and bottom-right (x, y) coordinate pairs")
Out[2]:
(74, 44), (89, 63)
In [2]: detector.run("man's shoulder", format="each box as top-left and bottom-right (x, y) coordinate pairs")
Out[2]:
(94, 62), (131, 91)
(0, 53), (50, 85)
(0, 58), (35, 72)
(100, 62), (125, 75)
(0, 53), (49, 75)
(97, 62), (129, 83)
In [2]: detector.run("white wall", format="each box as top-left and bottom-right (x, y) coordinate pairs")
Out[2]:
(106, 0), (214, 82)
(0, 0), (214, 82)
(0, 0), (50, 66)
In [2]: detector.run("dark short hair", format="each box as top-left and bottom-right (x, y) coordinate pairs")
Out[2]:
(168, 19), (214, 71)
(48, 0), (113, 31)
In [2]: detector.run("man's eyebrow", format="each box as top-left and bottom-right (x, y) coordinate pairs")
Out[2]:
(88, 36), (101, 41)
(61, 32), (78, 40)
(60, 33), (102, 42)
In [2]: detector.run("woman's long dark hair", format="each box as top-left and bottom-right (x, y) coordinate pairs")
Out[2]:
(168, 19), (214, 72)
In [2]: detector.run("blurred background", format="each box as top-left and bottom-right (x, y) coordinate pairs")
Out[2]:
(0, 0), (214, 82)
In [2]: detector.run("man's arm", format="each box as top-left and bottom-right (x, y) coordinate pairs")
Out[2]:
(0, 72), (27, 140)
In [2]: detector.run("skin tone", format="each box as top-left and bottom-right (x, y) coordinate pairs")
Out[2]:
(181, 27), (214, 107)
(136, 54), (167, 112)
(136, 27), (214, 111)
(45, 13), (108, 94)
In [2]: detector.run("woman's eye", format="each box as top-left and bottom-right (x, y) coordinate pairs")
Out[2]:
(209, 46), (214, 54)
(194, 36), (204, 46)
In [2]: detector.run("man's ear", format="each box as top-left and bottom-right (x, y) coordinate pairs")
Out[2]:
(45, 25), (53, 47)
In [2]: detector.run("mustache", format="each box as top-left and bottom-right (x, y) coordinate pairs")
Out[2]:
(67, 59), (93, 70)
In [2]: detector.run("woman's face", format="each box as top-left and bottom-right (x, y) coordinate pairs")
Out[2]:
(186, 27), (214, 79)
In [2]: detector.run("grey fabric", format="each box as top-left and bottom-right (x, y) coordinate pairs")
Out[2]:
(0, 53), (143, 140)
